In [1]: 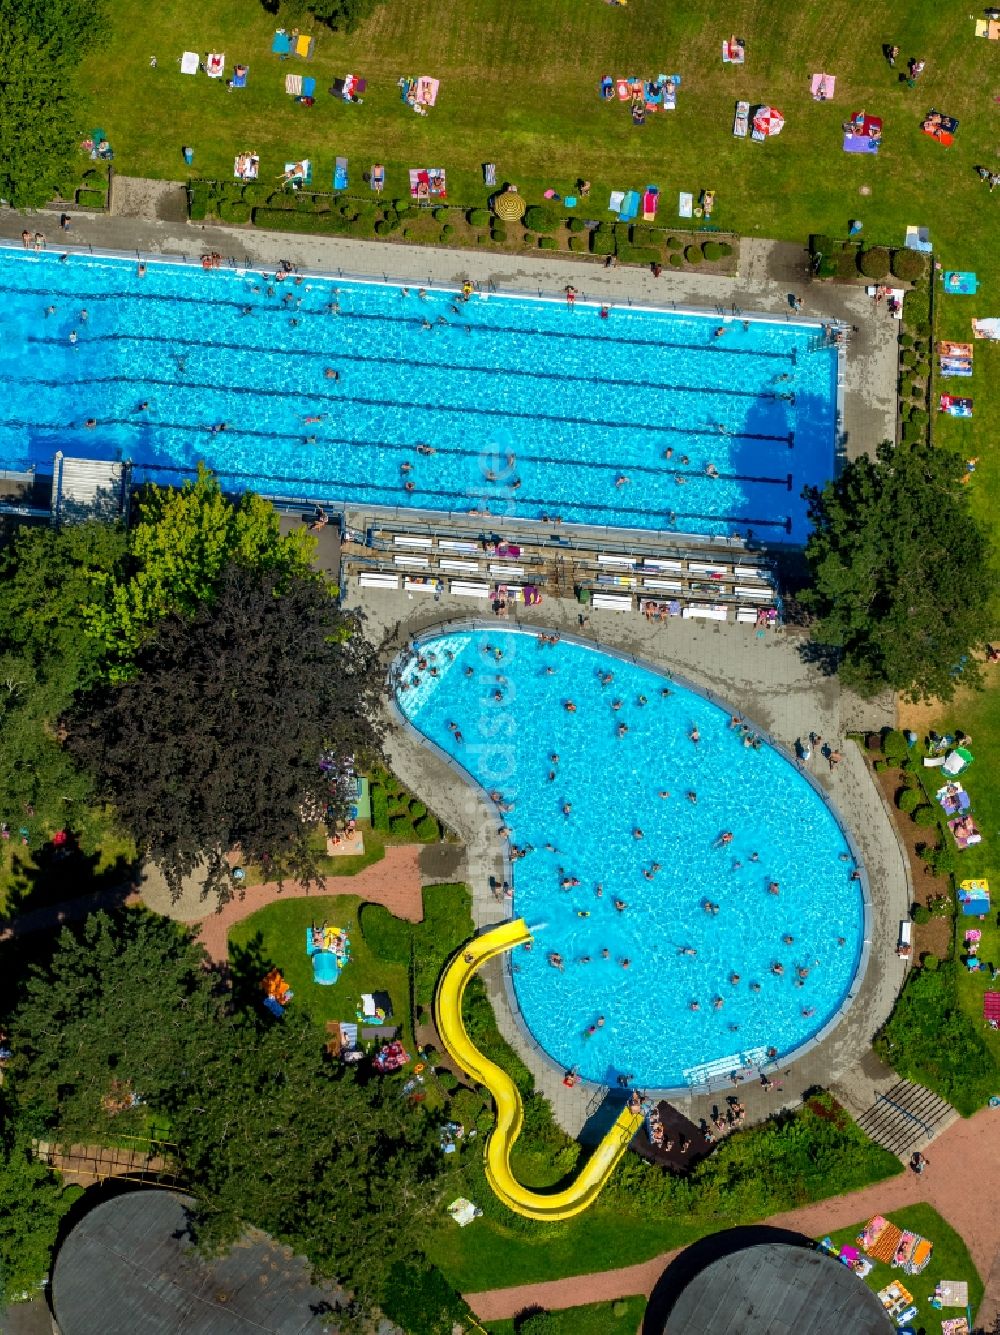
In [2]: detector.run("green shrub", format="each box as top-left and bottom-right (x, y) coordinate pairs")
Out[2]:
(630, 225), (658, 246)
(76, 188), (106, 209)
(188, 183), (210, 221)
(912, 318), (931, 338)
(389, 813), (412, 836)
(913, 904), (931, 925)
(359, 903), (411, 964)
(408, 800), (427, 821)
(702, 241), (723, 261)
(523, 204), (561, 233)
(912, 381), (926, 398)
(432, 206), (449, 223)
(899, 350), (917, 369)
(568, 236), (587, 252)
(669, 253), (684, 267)
(665, 235), (683, 251)
(538, 236), (558, 250)
(898, 377), (914, 398)
(589, 226), (616, 257)
(898, 333), (914, 348)
(684, 245), (703, 264)
(898, 788), (922, 814)
(908, 407), (928, 426)
(882, 729), (910, 764)
(219, 201), (251, 224)
(518, 1315), (557, 1335)
(415, 814), (439, 841)
(718, 241), (734, 257)
(491, 224), (507, 242)
(913, 805), (938, 828)
(567, 217), (585, 233)
(809, 233), (834, 256)
(922, 953), (939, 971)
(371, 783), (390, 832)
(912, 339), (928, 357)
(439, 224), (454, 239)
(859, 246), (891, 279)
(467, 208), (489, 226)
(891, 248), (925, 282)
(392, 198), (410, 213)
(374, 220), (394, 236)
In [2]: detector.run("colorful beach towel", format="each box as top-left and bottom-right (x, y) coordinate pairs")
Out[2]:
(811, 72), (835, 100)
(944, 271), (977, 294)
(678, 191), (693, 218)
(972, 318), (1000, 340)
(939, 395), (973, 417)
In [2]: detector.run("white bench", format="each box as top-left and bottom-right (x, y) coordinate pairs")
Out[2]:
(591, 592), (633, 611)
(393, 554), (430, 568)
(597, 554), (636, 568)
(598, 574), (636, 588)
(489, 563), (525, 576)
(682, 604), (729, 621)
(897, 921), (912, 959)
(737, 608), (758, 624)
(440, 558), (481, 573)
(689, 562), (730, 577)
(643, 558), (683, 572)
(450, 581), (491, 599)
(643, 578), (683, 592)
(735, 566), (769, 581)
(358, 571), (399, 589)
(394, 534), (433, 548)
(736, 585), (775, 600)
(440, 539), (480, 554)
(404, 578), (437, 593)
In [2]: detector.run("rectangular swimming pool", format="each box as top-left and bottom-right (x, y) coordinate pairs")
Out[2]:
(0, 248), (839, 541)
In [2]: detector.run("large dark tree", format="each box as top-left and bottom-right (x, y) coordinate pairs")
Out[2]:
(800, 439), (993, 702)
(69, 566), (382, 899)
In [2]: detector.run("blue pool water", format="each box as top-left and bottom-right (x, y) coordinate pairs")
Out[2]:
(396, 629), (865, 1089)
(0, 249), (837, 541)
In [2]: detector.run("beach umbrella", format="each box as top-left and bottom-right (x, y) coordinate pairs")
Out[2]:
(492, 188), (526, 221)
(753, 105), (784, 137)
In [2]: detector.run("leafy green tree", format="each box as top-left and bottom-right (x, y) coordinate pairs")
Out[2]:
(9, 909), (228, 1137)
(286, 0), (383, 34)
(800, 440), (993, 702)
(0, 522), (126, 835)
(0, 1099), (77, 1303)
(85, 465), (316, 680)
(70, 566), (382, 901)
(0, 24), (80, 209)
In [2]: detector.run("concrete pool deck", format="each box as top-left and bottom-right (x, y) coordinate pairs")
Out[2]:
(352, 585), (910, 1137)
(0, 198), (898, 469)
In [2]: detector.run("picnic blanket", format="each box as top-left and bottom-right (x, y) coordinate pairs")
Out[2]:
(876, 1280), (913, 1317)
(722, 36), (745, 64)
(975, 17), (1000, 37)
(922, 109), (959, 144)
(294, 34), (314, 59)
(958, 879), (990, 914)
(949, 816), (982, 849)
(180, 50), (199, 75)
(972, 318), (1000, 340)
(619, 189), (640, 220)
(271, 29), (291, 55)
(942, 1321), (970, 1335)
(984, 992), (1000, 1025)
(936, 782), (971, 814)
(413, 75), (438, 106)
(678, 191), (693, 217)
(811, 72), (835, 100)
(944, 271), (978, 294)
(904, 224), (932, 252)
(859, 1215), (903, 1264)
(939, 340), (973, 378)
(940, 394), (973, 415)
(844, 110), (881, 152)
(733, 100), (749, 137)
(893, 1230), (933, 1274)
(285, 72), (302, 95)
(936, 1281), (969, 1307)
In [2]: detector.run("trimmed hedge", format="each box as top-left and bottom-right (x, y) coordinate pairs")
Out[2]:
(891, 248), (924, 282)
(684, 245), (703, 264)
(669, 253), (684, 267)
(252, 208), (346, 234)
(490, 223), (507, 242)
(371, 784), (390, 832)
(590, 226), (616, 256)
(219, 201), (251, 224)
(859, 247), (891, 279)
(665, 235), (683, 251)
(835, 250), (860, 279)
(467, 208), (489, 227)
(913, 805), (938, 828)
(702, 241), (722, 261)
(523, 204), (561, 233)
(567, 217), (585, 233)
(538, 236), (558, 250)
(618, 245), (660, 267)
(718, 241), (734, 257)
(76, 188), (106, 208)
(898, 788), (922, 815)
(568, 236), (588, 253)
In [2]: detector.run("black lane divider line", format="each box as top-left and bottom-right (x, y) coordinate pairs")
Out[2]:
(4, 286), (798, 360)
(25, 333), (795, 401)
(126, 458), (793, 530)
(13, 418), (795, 485)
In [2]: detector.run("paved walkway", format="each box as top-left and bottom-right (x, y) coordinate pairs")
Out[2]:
(463, 1104), (1000, 1322)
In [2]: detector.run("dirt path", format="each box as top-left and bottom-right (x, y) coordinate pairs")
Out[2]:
(464, 1105), (1000, 1321)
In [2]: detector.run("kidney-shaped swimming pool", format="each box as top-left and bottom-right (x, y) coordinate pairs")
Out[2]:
(395, 629), (866, 1090)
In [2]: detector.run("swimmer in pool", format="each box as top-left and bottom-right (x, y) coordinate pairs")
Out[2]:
(729, 973), (740, 985)
(617, 723), (628, 737)
(690, 1000), (700, 1011)
(658, 790), (670, 799)
(768, 881), (780, 895)
(679, 946), (697, 956)
(772, 962), (784, 976)
(632, 828), (643, 839)
(548, 952), (564, 970)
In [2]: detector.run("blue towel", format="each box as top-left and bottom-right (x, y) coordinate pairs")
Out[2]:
(302, 75), (316, 97)
(272, 31), (291, 54)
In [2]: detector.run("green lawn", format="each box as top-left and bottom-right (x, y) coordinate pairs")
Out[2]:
(483, 1296), (647, 1334)
(228, 892), (413, 1047)
(825, 1202), (983, 1319)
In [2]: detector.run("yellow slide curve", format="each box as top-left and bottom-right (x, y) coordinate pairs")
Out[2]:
(433, 918), (644, 1221)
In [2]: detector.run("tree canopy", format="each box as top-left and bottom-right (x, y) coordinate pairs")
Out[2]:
(800, 439), (993, 702)
(0, 1098), (77, 1303)
(0, 521), (125, 834)
(85, 465), (315, 680)
(70, 565), (382, 899)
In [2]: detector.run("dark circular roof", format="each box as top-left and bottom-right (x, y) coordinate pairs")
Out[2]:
(52, 1189), (341, 1335)
(660, 1240), (892, 1334)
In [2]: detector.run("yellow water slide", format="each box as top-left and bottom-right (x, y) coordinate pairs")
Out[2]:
(433, 918), (644, 1221)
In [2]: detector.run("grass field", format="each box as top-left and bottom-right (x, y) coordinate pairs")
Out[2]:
(483, 1296), (647, 1334)
(825, 1202), (983, 1317)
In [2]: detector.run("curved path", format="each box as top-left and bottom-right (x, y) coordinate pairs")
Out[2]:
(463, 1103), (1000, 1321)
(435, 919), (643, 1220)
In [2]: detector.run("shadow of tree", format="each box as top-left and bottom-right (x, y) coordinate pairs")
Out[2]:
(795, 635), (843, 678)
(227, 930), (272, 1015)
(2, 832), (138, 923)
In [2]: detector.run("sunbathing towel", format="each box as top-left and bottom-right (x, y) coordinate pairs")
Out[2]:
(371, 163), (385, 192)
(294, 34), (314, 59)
(619, 189), (640, 221)
(427, 167), (446, 196)
(733, 100), (749, 137)
(905, 1237), (932, 1274)
(410, 167), (429, 199)
(334, 156), (348, 190)
(642, 186), (659, 220)
(944, 271), (978, 294)
(949, 816), (982, 848)
(939, 394), (973, 415)
(975, 17), (1000, 37)
(233, 153), (259, 181)
(678, 191), (693, 217)
(283, 159), (311, 185)
(415, 75), (439, 106)
(811, 72), (835, 100)
(662, 77), (677, 109)
(302, 75), (316, 97)
(939, 340), (974, 358)
(722, 36), (745, 63)
(616, 78), (630, 100)
(206, 52), (225, 78)
(942, 1320), (970, 1335)
(701, 189), (715, 217)
(483, 161), (496, 185)
(972, 317), (1000, 340)
(180, 50), (199, 75)
(285, 72), (302, 95)
(844, 131), (879, 154)
(600, 75), (613, 100)
(271, 30), (291, 55)
(609, 189), (625, 213)
(936, 782), (971, 813)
